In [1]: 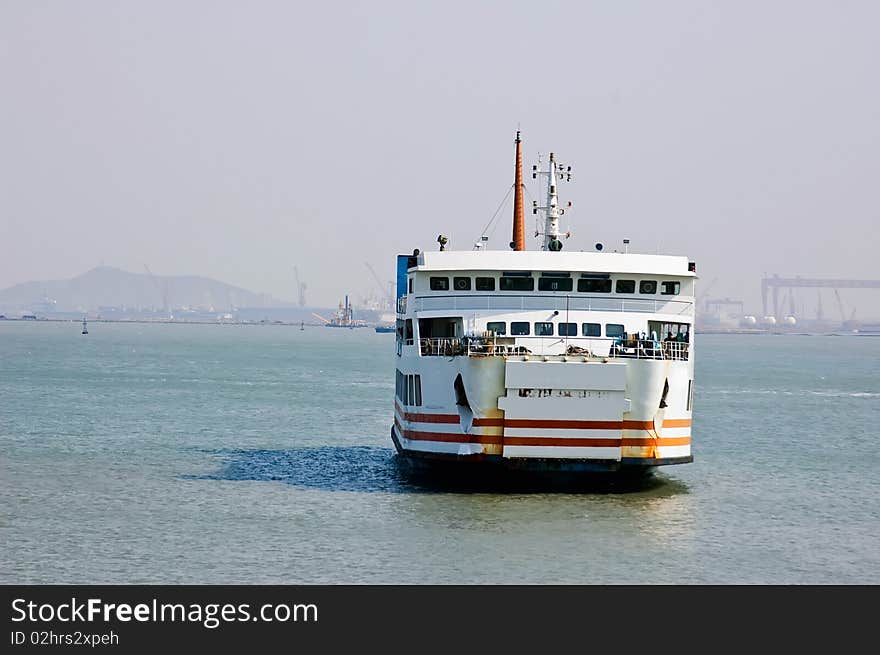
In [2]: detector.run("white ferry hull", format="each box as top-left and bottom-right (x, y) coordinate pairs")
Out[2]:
(391, 352), (693, 474)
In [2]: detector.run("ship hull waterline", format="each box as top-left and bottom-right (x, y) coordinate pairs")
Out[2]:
(391, 424), (692, 477)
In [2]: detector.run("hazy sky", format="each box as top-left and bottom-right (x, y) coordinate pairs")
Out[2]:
(2, 1), (878, 317)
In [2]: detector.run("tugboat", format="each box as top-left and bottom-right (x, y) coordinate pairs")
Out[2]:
(390, 131), (696, 476)
(81, 317), (88, 335)
(323, 295), (368, 328)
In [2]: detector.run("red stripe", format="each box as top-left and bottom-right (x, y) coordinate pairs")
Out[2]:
(403, 411), (458, 424)
(394, 402), (504, 427)
(393, 402), (691, 432)
(395, 419), (501, 445)
(505, 436), (691, 448)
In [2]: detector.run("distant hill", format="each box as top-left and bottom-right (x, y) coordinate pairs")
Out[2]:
(0, 266), (290, 313)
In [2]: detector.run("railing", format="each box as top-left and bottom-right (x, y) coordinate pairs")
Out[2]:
(410, 294), (693, 316)
(417, 335), (690, 361)
(418, 336), (531, 357)
(609, 339), (690, 361)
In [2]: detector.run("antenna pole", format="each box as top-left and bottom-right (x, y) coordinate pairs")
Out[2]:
(531, 150), (571, 251)
(542, 152), (560, 250)
(511, 131), (526, 251)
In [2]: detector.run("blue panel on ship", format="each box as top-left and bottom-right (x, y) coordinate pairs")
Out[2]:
(396, 255), (410, 303)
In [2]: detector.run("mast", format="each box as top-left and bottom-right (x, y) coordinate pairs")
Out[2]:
(532, 151), (571, 251)
(511, 131), (526, 251)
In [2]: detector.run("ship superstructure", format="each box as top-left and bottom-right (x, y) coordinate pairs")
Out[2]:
(390, 132), (696, 474)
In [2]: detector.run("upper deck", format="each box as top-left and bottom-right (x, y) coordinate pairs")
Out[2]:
(412, 250), (696, 277)
(397, 249), (697, 319)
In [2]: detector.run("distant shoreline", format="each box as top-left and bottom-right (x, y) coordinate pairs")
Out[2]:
(0, 317), (330, 328)
(2, 316), (877, 336)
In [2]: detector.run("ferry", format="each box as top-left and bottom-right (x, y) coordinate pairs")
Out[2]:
(390, 132), (696, 475)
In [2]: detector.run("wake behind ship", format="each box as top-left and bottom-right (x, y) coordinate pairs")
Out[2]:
(390, 132), (696, 476)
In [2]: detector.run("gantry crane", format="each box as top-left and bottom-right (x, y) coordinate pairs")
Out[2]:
(293, 266), (307, 308)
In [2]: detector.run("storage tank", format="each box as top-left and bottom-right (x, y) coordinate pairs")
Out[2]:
(740, 315), (758, 327)
(761, 315), (777, 326)
(783, 316), (797, 326)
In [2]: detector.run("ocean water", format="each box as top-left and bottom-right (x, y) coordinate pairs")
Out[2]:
(1, 321), (878, 584)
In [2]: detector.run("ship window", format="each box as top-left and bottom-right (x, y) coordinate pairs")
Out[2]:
(475, 277), (495, 291)
(430, 277), (449, 291)
(534, 322), (554, 336)
(500, 277), (534, 291)
(687, 379), (694, 410)
(661, 281), (681, 295)
(538, 277), (573, 291)
(408, 278), (413, 293)
(415, 375), (422, 406)
(453, 277), (471, 291)
(582, 322), (601, 337)
(616, 280), (635, 294)
(558, 323), (577, 336)
(639, 280), (657, 294)
(487, 321), (506, 335)
(606, 323), (625, 338)
(511, 321), (530, 335)
(578, 278), (612, 293)
(405, 319), (413, 344)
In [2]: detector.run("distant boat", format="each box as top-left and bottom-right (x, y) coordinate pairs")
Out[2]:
(81, 317), (88, 335)
(319, 295), (368, 328)
(300, 321), (305, 331)
(375, 324), (395, 333)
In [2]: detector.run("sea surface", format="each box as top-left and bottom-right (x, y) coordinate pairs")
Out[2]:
(1, 321), (878, 584)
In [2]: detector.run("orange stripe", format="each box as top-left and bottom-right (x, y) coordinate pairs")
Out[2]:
(622, 436), (691, 447)
(623, 419), (693, 430)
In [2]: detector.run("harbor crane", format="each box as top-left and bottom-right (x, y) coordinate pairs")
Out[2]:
(293, 266), (307, 307)
(697, 276), (718, 314)
(832, 289), (856, 324)
(143, 264), (170, 315)
(761, 275), (880, 319)
(364, 262), (394, 310)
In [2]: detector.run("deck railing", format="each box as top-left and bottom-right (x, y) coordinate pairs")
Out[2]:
(410, 294), (693, 316)
(417, 335), (690, 361)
